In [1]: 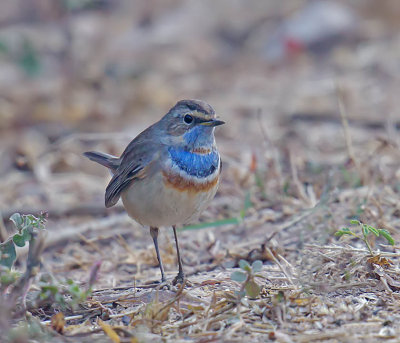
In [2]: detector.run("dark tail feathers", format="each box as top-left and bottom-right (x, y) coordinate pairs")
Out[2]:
(83, 151), (120, 171)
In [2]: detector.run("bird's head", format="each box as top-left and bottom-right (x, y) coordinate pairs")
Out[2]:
(160, 99), (224, 152)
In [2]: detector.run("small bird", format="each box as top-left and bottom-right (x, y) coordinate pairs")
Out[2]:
(84, 100), (224, 285)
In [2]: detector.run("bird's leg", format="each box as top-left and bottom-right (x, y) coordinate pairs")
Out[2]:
(150, 227), (166, 283)
(172, 225), (185, 285)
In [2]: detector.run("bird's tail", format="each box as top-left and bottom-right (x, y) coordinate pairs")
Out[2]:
(83, 151), (120, 171)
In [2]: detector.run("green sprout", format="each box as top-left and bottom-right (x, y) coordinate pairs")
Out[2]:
(231, 259), (263, 299)
(0, 212), (47, 270)
(1, 212), (98, 312)
(335, 220), (394, 256)
(36, 276), (92, 311)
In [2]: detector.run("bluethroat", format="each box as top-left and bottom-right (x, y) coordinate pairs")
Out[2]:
(84, 100), (224, 284)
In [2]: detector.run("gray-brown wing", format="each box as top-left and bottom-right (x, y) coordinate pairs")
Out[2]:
(105, 128), (160, 208)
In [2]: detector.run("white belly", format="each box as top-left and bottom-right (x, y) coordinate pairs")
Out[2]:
(120, 171), (219, 228)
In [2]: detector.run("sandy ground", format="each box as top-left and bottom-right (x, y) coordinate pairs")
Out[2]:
(1, 1), (400, 342)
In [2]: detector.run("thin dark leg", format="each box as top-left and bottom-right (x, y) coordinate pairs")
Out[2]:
(172, 226), (184, 284)
(149, 227), (166, 283)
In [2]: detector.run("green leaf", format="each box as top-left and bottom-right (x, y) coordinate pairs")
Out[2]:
(26, 214), (46, 229)
(41, 284), (60, 296)
(367, 225), (379, 236)
(69, 284), (80, 295)
(12, 227), (32, 247)
(335, 228), (352, 237)
(245, 280), (260, 299)
(10, 213), (23, 229)
(231, 271), (247, 282)
(239, 259), (251, 272)
(0, 269), (19, 286)
(362, 224), (369, 237)
(23, 216), (32, 229)
(349, 219), (359, 225)
(181, 192), (255, 231)
(181, 217), (240, 231)
(379, 229), (395, 246)
(12, 234), (27, 247)
(251, 260), (263, 272)
(0, 240), (17, 269)
(26, 215), (38, 228)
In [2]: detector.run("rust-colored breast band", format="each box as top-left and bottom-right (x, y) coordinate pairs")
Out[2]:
(162, 171), (218, 193)
(192, 147), (212, 154)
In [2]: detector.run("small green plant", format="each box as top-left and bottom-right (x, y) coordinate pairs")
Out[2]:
(35, 275), (93, 311)
(335, 220), (395, 256)
(35, 260), (100, 311)
(231, 259), (263, 299)
(0, 265), (20, 292)
(1, 212), (98, 313)
(0, 212), (47, 269)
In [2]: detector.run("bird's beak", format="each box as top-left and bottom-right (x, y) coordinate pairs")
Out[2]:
(199, 118), (225, 127)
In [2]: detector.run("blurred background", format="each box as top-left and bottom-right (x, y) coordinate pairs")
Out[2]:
(2, 1), (400, 339)
(1, 0), (400, 281)
(1, 0), (399, 212)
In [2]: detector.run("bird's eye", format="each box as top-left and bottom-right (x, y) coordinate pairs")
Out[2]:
(183, 114), (194, 124)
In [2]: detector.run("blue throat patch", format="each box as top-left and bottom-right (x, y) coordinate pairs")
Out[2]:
(183, 126), (214, 147)
(168, 147), (219, 178)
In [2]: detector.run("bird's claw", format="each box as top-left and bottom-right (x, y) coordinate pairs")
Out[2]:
(172, 272), (185, 286)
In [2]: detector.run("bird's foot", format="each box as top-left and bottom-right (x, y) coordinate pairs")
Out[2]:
(156, 279), (171, 290)
(144, 278), (171, 289)
(144, 274), (189, 289)
(172, 272), (185, 286)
